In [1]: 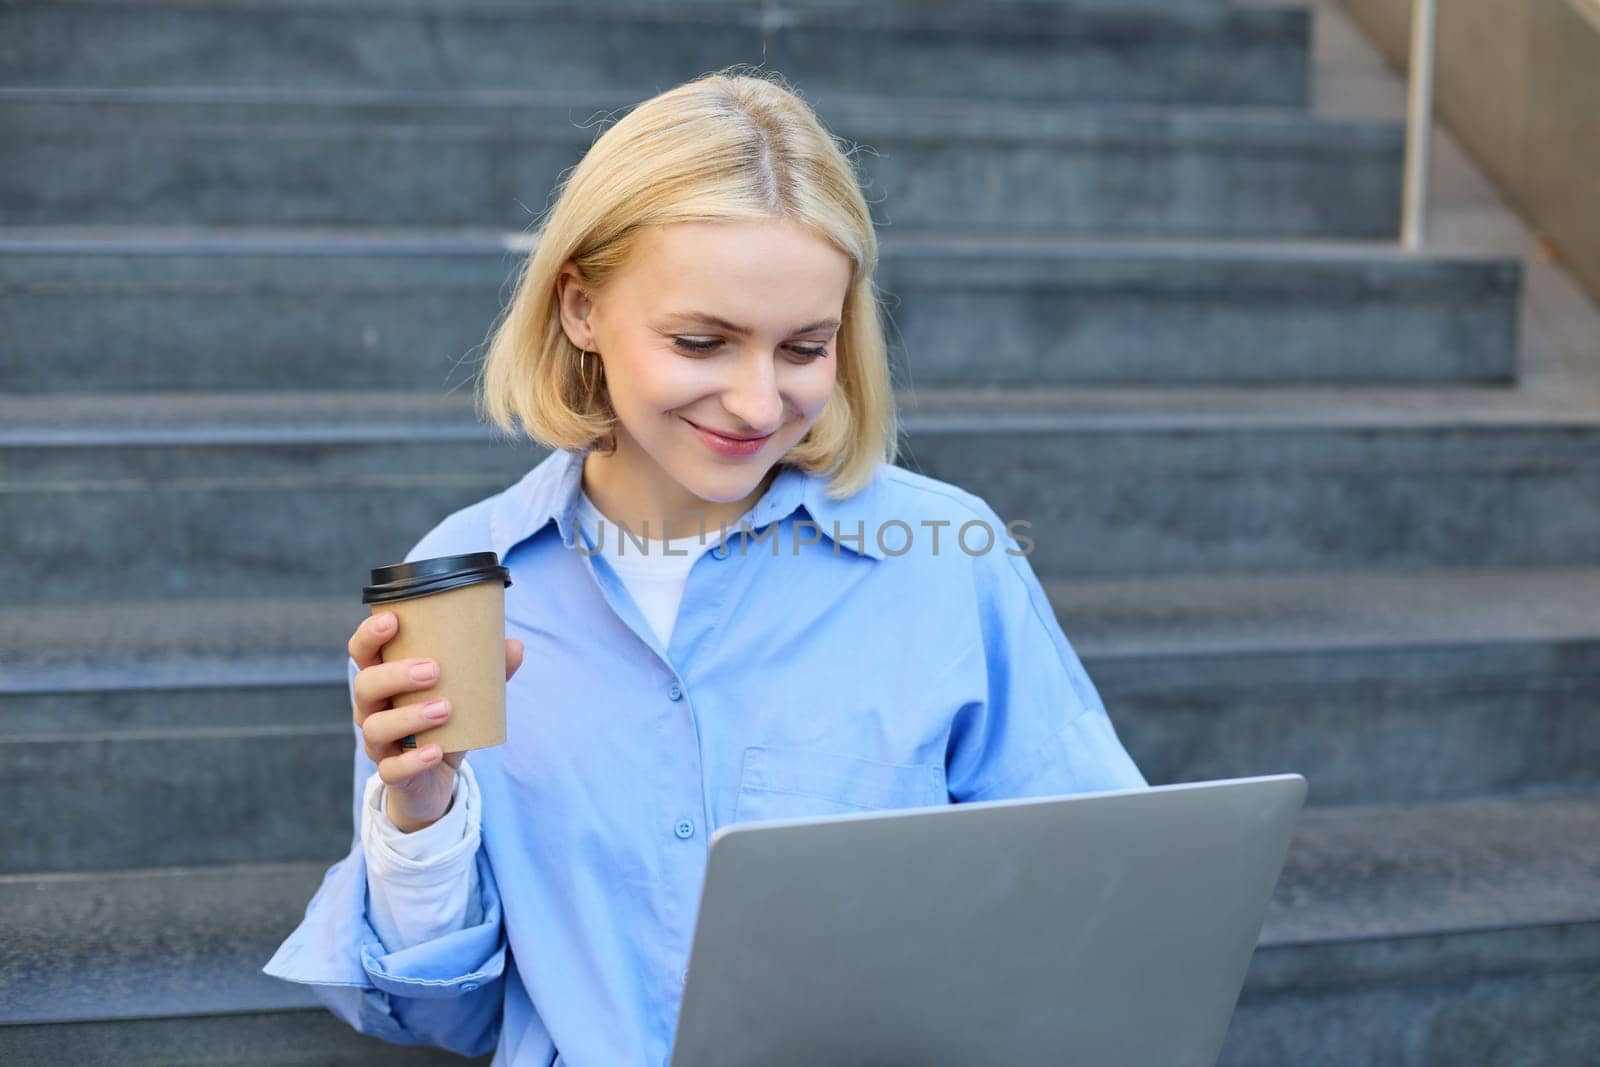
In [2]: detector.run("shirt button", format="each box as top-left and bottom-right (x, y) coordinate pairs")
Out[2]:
(675, 819), (695, 839)
(461, 981), (479, 992)
(711, 543), (728, 560)
(668, 682), (683, 701)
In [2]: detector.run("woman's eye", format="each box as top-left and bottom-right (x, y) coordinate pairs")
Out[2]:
(671, 337), (828, 360)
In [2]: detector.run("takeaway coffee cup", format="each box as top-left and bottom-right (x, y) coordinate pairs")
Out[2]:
(362, 551), (513, 753)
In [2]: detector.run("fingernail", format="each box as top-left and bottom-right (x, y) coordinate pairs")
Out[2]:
(423, 699), (450, 720)
(374, 612), (393, 631)
(410, 661), (437, 682)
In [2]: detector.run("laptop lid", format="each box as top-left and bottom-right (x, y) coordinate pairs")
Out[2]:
(668, 773), (1307, 1067)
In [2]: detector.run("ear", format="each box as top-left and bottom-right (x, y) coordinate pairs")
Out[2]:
(555, 260), (598, 351)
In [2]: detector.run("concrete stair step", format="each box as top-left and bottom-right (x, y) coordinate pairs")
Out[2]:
(0, 1), (1307, 107)
(5, 385), (1600, 600)
(899, 381), (1600, 577)
(0, 1011), (486, 1066)
(1222, 790), (1600, 1065)
(0, 88), (1402, 238)
(2, 790), (1597, 1065)
(1055, 567), (1600, 806)
(0, 231), (1520, 390)
(4, 568), (1598, 871)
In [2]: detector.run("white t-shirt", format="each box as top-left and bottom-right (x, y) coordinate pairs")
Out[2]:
(364, 489), (720, 949)
(574, 487), (721, 649)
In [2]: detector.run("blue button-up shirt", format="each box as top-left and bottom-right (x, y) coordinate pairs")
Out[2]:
(262, 446), (1148, 1066)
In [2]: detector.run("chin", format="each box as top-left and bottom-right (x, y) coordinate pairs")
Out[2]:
(673, 460), (773, 504)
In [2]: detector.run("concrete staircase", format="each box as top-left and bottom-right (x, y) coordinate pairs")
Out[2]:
(2, 0), (1597, 1063)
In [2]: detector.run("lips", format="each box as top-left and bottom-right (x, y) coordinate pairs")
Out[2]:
(685, 419), (772, 443)
(688, 422), (768, 441)
(684, 417), (774, 457)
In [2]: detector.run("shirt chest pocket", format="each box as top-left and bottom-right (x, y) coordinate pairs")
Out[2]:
(733, 744), (948, 824)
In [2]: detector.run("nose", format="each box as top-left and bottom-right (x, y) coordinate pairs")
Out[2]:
(719, 351), (786, 435)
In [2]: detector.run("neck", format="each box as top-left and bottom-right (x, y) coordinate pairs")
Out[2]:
(581, 446), (779, 543)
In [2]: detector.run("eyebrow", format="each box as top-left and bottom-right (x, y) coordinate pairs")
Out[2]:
(664, 311), (842, 336)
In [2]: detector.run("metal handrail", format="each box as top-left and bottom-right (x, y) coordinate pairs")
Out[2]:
(1399, 0), (1437, 250)
(1570, 0), (1600, 35)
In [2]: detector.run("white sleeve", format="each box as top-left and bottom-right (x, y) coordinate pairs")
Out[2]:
(361, 757), (484, 954)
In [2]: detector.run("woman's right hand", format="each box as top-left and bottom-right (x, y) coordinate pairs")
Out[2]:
(349, 610), (525, 834)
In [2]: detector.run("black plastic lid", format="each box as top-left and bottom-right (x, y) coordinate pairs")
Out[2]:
(362, 551), (512, 605)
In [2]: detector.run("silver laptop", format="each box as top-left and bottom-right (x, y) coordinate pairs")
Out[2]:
(668, 773), (1307, 1067)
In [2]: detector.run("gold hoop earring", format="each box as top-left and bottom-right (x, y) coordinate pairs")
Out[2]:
(579, 349), (601, 394)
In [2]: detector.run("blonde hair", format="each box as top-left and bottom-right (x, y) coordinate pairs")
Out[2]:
(475, 68), (898, 500)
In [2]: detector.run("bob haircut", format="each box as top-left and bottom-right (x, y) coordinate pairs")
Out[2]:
(475, 67), (899, 501)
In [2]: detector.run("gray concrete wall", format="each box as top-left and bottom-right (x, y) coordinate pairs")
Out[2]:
(1339, 0), (1600, 304)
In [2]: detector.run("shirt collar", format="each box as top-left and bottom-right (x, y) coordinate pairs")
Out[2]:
(489, 447), (887, 561)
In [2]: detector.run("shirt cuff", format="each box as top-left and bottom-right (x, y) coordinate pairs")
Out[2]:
(370, 763), (474, 864)
(361, 760), (483, 953)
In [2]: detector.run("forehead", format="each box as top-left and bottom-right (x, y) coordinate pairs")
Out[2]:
(624, 220), (853, 310)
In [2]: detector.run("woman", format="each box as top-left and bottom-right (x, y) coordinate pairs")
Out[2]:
(264, 70), (1148, 1066)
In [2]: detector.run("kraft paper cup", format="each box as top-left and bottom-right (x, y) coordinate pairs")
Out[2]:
(362, 551), (512, 753)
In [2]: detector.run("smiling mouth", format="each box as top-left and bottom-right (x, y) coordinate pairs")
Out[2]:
(684, 418), (773, 442)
